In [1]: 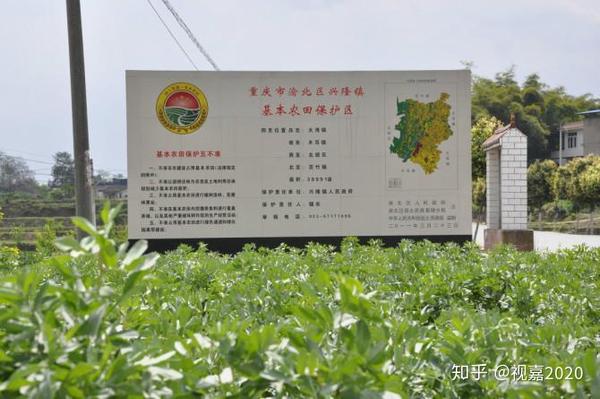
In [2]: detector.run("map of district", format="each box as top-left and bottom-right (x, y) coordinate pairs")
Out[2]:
(389, 92), (452, 174)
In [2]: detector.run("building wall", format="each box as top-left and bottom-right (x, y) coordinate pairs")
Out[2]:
(583, 117), (600, 156)
(550, 118), (600, 163)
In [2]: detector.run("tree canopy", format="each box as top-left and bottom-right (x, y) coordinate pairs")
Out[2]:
(471, 67), (600, 162)
(0, 152), (38, 194)
(471, 115), (501, 180)
(51, 152), (75, 188)
(527, 159), (558, 211)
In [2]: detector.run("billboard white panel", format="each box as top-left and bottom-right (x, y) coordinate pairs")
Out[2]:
(126, 70), (471, 241)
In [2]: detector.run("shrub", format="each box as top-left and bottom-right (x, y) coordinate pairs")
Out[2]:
(0, 245), (20, 268)
(34, 219), (69, 258)
(0, 207), (599, 397)
(472, 177), (486, 219)
(552, 155), (600, 208)
(542, 200), (575, 220)
(528, 159), (558, 212)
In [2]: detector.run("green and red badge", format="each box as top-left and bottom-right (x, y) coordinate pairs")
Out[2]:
(156, 82), (208, 134)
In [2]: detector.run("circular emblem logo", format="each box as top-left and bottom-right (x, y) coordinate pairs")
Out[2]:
(156, 82), (208, 134)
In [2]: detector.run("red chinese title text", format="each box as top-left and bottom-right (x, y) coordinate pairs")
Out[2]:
(156, 150), (221, 158)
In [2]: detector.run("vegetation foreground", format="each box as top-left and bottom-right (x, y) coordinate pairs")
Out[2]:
(0, 208), (599, 398)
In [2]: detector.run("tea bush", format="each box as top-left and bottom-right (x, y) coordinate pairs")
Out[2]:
(0, 206), (599, 398)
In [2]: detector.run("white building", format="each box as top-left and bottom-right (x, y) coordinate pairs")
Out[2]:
(550, 109), (600, 165)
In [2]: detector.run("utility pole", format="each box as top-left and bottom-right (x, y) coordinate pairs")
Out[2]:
(66, 0), (96, 237)
(558, 123), (563, 165)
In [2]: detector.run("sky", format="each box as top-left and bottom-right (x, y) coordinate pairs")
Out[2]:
(1, 0), (599, 181)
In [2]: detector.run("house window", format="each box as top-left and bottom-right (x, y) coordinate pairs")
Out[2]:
(567, 132), (577, 149)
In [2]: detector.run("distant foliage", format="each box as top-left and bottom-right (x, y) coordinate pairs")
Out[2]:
(524, 155), (600, 216)
(472, 68), (600, 162)
(578, 161), (600, 210)
(528, 159), (558, 211)
(552, 155), (600, 210)
(34, 218), (70, 258)
(542, 199), (575, 220)
(49, 151), (75, 199)
(0, 245), (20, 268)
(472, 177), (486, 218)
(471, 115), (501, 180)
(0, 151), (38, 195)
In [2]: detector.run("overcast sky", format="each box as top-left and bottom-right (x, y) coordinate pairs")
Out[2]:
(1, 0), (599, 181)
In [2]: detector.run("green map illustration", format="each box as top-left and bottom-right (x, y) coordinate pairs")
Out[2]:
(389, 92), (452, 174)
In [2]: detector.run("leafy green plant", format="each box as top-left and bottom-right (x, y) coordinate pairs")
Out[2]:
(34, 219), (70, 258)
(8, 225), (26, 246)
(471, 115), (501, 180)
(542, 200), (575, 221)
(528, 159), (558, 212)
(472, 177), (486, 220)
(0, 245), (20, 268)
(0, 212), (599, 397)
(0, 203), (160, 397)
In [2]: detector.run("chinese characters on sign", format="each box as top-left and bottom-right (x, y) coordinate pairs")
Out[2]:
(249, 85), (365, 117)
(137, 162), (237, 232)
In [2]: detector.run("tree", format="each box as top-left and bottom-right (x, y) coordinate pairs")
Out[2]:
(523, 73), (545, 91)
(0, 152), (38, 194)
(527, 160), (557, 220)
(552, 155), (597, 206)
(565, 156), (600, 209)
(471, 116), (501, 180)
(578, 159), (600, 208)
(471, 68), (600, 163)
(522, 87), (544, 109)
(472, 177), (486, 218)
(51, 152), (75, 187)
(578, 159), (600, 232)
(548, 155), (600, 231)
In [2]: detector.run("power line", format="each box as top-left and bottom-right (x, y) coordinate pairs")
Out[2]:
(145, 0), (199, 70)
(22, 158), (53, 165)
(0, 148), (54, 159)
(1, 154), (54, 165)
(0, 150), (54, 165)
(159, 0), (220, 71)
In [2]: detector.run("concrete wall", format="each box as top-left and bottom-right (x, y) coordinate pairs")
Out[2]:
(583, 117), (600, 156)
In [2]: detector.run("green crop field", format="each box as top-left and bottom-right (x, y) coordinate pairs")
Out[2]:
(0, 205), (599, 398)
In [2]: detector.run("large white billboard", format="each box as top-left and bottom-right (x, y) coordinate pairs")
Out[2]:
(126, 70), (471, 244)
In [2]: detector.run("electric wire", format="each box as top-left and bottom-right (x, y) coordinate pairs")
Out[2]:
(159, 0), (220, 70)
(144, 0), (199, 70)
